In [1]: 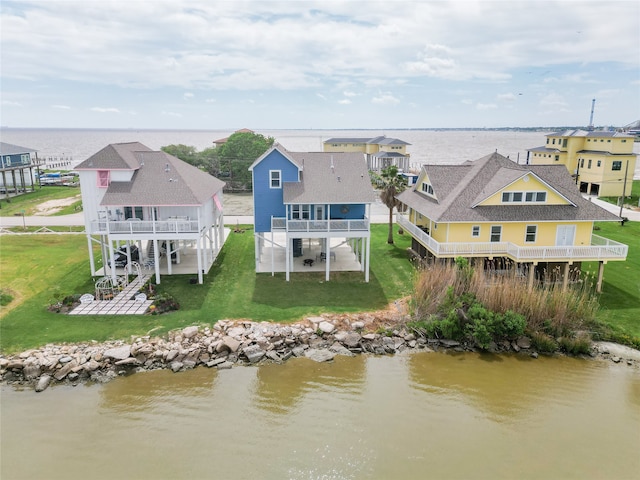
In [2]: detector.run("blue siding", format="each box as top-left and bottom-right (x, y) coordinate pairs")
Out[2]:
(252, 150), (300, 232)
(1, 153), (32, 169)
(329, 204), (366, 219)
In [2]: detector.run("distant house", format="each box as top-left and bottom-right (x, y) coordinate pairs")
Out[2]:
(213, 128), (255, 147)
(527, 130), (637, 197)
(323, 135), (411, 172)
(0, 142), (39, 196)
(249, 145), (376, 281)
(75, 142), (226, 284)
(396, 152), (628, 292)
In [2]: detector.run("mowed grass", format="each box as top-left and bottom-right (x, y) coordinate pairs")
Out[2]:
(0, 225), (415, 352)
(583, 220), (640, 338)
(0, 185), (82, 216)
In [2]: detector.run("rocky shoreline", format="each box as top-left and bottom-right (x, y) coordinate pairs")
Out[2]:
(2, 314), (639, 392)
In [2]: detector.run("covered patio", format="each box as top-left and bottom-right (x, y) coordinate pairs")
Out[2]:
(256, 233), (366, 277)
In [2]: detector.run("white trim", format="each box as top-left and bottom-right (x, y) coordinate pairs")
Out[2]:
(269, 169), (282, 189)
(525, 224), (537, 243)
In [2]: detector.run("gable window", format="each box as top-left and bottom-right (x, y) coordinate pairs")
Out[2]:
(97, 170), (110, 188)
(588, 159), (592, 169)
(421, 182), (434, 196)
(270, 170), (281, 188)
(501, 192), (523, 202)
(525, 191), (546, 202)
(490, 226), (502, 242)
(525, 225), (537, 243)
(471, 225), (480, 237)
(597, 160), (601, 167)
(554, 155), (559, 162)
(612, 161), (622, 171)
(622, 139), (627, 143)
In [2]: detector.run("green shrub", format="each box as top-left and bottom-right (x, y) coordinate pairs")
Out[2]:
(558, 333), (592, 355)
(493, 310), (526, 339)
(151, 292), (180, 314)
(0, 289), (14, 306)
(465, 318), (493, 349)
(530, 332), (559, 353)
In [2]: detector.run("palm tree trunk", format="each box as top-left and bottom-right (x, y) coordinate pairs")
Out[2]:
(387, 207), (394, 244)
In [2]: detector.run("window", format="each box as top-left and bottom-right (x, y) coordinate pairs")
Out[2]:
(622, 139), (627, 143)
(490, 226), (502, 242)
(546, 138), (549, 144)
(525, 225), (537, 243)
(562, 139), (567, 147)
(97, 170), (110, 188)
(597, 160), (601, 167)
(421, 182), (434, 195)
(502, 192), (523, 202)
(552, 139), (556, 144)
(607, 139), (611, 142)
(612, 161), (622, 171)
(588, 159), (592, 169)
(580, 159), (584, 168)
(525, 191), (546, 202)
(555, 155), (559, 162)
(471, 225), (480, 237)
(292, 205), (310, 220)
(270, 170), (281, 188)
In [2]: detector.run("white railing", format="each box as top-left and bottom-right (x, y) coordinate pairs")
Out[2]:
(397, 214), (628, 261)
(90, 219), (199, 235)
(271, 217), (369, 233)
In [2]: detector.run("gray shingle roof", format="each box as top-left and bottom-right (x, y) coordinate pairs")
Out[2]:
(75, 142), (225, 206)
(75, 142), (152, 170)
(283, 152), (376, 204)
(323, 136), (411, 146)
(0, 142), (37, 155)
(397, 152), (620, 223)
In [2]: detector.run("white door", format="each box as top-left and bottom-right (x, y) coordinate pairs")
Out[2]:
(555, 225), (576, 246)
(315, 205), (325, 220)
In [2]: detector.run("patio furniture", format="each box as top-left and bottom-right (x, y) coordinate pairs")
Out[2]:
(303, 258), (314, 267)
(79, 294), (94, 304)
(317, 252), (336, 262)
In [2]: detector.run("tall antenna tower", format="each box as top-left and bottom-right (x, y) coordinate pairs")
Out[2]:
(588, 98), (596, 131)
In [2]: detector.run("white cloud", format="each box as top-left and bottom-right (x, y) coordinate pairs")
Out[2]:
(338, 99), (351, 105)
(316, 93), (327, 101)
(372, 93), (400, 105)
(184, 92), (194, 100)
(52, 105), (71, 110)
(1, 100), (22, 106)
(476, 103), (497, 110)
(91, 107), (120, 113)
(343, 90), (358, 97)
(205, 98), (216, 103)
(497, 93), (517, 102)
(162, 111), (183, 117)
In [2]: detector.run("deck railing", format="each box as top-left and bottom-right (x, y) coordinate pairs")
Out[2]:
(90, 219), (200, 235)
(271, 217), (369, 233)
(397, 214), (628, 261)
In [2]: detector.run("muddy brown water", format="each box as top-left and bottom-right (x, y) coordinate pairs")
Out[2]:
(2, 351), (639, 480)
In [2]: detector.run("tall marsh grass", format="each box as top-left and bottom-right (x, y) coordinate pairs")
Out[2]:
(411, 260), (599, 337)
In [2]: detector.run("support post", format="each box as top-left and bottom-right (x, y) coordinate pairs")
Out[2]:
(596, 261), (605, 293)
(527, 262), (536, 290)
(562, 263), (570, 292)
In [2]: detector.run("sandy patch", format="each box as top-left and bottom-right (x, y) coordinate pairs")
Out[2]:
(34, 195), (81, 216)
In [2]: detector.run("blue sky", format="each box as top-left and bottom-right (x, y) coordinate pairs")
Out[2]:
(1, 0), (638, 129)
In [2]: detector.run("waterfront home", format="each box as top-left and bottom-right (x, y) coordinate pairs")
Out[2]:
(527, 130), (637, 197)
(323, 135), (411, 173)
(396, 152), (628, 292)
(0, 142), (39, 196)
(75, 142), (226, 284)
(249, 144), (376, 281)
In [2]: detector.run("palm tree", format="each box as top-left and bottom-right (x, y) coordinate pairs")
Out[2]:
(378, 165), (407, 244)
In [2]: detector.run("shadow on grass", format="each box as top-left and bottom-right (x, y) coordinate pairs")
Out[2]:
(252, 270), (389, 310)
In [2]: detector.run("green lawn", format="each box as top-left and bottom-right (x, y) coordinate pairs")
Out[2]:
(0, 225), (415, 353)
(599, 179), (640, 211)
(0, 185), (82, 216)
(583, 220), (640, 340)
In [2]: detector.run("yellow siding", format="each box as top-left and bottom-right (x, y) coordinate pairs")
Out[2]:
(324, 143), (366, 153)
(438, 221), (593, 246)
(479, 174), (571, 206)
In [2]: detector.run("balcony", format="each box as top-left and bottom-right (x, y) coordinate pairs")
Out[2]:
(397, 214), (628, 262)
(90, 218), (200, 235)
(271, 217), (369, 233)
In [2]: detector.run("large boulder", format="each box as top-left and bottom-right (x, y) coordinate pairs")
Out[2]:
(305, 349), (336, 363)
(243, 345), (266, 364)
(103, 345), (131, 361)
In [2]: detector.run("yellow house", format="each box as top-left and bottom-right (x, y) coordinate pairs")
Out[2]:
(396, 152), (628, 292)
(527, 130), (636, 197)
(323, 135), (411, 172)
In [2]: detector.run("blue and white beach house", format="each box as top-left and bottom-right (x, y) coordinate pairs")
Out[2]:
(249, 145), (376, 281)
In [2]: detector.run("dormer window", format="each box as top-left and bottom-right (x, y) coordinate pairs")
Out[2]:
(97, 170), (110, 188)
(421, 182), (434, 196)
